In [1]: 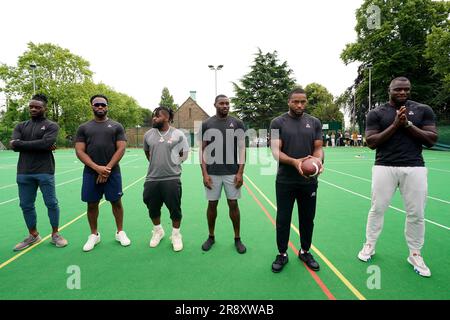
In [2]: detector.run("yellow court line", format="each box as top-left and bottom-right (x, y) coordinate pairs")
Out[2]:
(0, 175), (146, 271)
(244, 173), (367, 301)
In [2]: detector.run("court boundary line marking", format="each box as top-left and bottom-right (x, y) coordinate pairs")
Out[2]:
(0, 175), (147, 271)
(318, 178), (450, 231)
(244, 174), (366, 301)
(326, 168), (450, 205)
(0, 158), (142, 206)
(0, 167), (84, 190)
(243, 182), (336, 300)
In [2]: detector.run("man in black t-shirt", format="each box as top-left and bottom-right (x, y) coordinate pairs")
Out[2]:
(357, 77), (437, 277)
(269, 87), (324, 273)
(200, 95), (247, 254)
(75, 94), (131, 252)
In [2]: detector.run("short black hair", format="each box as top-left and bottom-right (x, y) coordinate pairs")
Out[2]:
(153, 106), (174, 123)
(31, 93), (48, 106)
(288, 87), (306, 100)
(389, 77), (410, 88)
(90, 94), (109, 105)
(214, 94), (228, 104)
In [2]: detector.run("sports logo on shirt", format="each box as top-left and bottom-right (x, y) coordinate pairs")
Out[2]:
(408, 111), (414, 116)
(41, 126), (46, 130)
(108, 124), (112, 128)
(229, 122), (234, 128)
(306, 123), (311, 128)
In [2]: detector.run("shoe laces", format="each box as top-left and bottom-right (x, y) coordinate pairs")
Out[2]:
(88, 234), (98, 241)
(276, 254), (287, 264)
(52, 233), (62, 240)
(412, 254), (426, 268)
(362, 243), (373, 254)
(172, 233), (182, 241)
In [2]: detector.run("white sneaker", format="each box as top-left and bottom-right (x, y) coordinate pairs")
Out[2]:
(407, 254), (431, 277)
(83, 233), (101, 252)
(115, 230), (131, 247)
(170, 232), (183, 252)
(149, 227), (165, 248)
(358, 243), (375, 262)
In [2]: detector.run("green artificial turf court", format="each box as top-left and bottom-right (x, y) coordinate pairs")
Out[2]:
(0, 147), (449, 300)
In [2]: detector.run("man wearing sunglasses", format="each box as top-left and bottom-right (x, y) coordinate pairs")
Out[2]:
(75, 94), (131, 251)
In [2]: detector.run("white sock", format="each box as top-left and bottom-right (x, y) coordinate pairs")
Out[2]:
(172, 227), (180, 235)
(300, 249), (307, 254)
(154, 224), (163, 231)
(410, 249), (421, 256)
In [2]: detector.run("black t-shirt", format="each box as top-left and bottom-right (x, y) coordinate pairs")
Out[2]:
(366, 100), (436, 167)
(270, 112), (322, 184)
(75, 119), (127, 174)
(12, 117), (59, 174)
(201, 115), (245, 175)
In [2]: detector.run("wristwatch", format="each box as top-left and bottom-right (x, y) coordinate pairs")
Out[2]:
(404, 120), (413, 128)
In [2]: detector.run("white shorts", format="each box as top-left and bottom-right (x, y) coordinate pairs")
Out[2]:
(205, 175), (241, 201)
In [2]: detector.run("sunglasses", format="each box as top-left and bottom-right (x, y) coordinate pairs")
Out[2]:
(93, 103), (107, 108)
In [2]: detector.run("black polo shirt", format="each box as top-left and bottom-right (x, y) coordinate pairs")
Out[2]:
(75, 119), (127, 174)
(366, 100), (436, 167)
(200, 115), (245, 175)
(270, 112), (322, 184)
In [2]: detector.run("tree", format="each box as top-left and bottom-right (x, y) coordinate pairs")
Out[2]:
(425, 23), (450, 116)
(340, 0), (450, 126)
(159, 87), (178, 110)
(304, 83), (344, 124)
(232, 49), (296, 129)
(0, 42), (147, 146)
(0, 42), (93, 123)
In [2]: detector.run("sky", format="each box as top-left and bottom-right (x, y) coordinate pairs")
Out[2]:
(0, 0), (363, 116)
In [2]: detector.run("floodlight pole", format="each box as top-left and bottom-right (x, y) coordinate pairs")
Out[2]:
(208, 64), (224, 97)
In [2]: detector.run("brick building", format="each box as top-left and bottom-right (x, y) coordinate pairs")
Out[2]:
(172, 96), (210, 133)
(126, 94), (210, 147)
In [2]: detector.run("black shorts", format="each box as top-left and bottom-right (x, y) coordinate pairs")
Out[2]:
(143, 179), (182, 221)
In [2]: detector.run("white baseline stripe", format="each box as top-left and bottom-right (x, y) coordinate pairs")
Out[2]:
(319, 178), (450, 231)
(428, 167), (450, 173)
(0, 158), (142, 206)
(326, 168), (450, 205)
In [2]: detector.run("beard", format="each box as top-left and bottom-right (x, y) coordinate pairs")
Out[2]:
(94, 109), (108, 118)
(152, 121), (163, 129)
(391, 95), (409, 108)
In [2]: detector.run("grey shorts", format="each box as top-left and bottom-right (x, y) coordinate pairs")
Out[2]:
(205, 175), (241, 201)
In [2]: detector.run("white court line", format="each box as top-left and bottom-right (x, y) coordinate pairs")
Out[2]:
(319, 178), (450, 231)
(0, 158), (142, 206)
(428, 167), (450, 173)
(0, 167), (84, 190)
(326, 168), (450, 205)
(0, 174), (147, 271)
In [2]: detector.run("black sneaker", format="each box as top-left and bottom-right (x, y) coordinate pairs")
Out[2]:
(201, 237), (215, 251)
(272, 254), (289, 273)
(235, 239), (247, 254)
(299, 251), (320, 271)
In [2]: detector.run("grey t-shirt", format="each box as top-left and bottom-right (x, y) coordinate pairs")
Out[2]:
(143, 127), (190, 181)
(75, 119), (127, 174)
(200, 115), (246, 175)
(270, 112), (322, 184)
